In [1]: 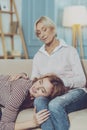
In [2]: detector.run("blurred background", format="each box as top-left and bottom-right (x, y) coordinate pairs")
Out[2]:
(0, 0), (87, 59)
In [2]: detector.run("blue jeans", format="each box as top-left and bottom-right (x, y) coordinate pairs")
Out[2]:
(34, 89), (87, 130)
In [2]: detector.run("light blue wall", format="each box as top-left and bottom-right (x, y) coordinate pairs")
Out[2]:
(55, 0), (87, 59)
(22, 0), (87, 59)
(22, 0), (54, 58)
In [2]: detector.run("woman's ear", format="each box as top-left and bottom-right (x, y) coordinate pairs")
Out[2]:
(50, 26), (56, 37)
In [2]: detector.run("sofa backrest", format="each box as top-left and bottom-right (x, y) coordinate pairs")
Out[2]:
(0, 59), (32, 77)
(0, 59), (87, 78)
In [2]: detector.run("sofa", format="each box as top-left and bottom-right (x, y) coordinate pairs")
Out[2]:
(0, 59), (87, 130)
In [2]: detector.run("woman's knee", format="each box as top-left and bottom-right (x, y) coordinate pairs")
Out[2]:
(48, 96), (66, 113)
(34, 96), (49, 104)
(34, 96), (49, 111)
(48, 100), (62, 112)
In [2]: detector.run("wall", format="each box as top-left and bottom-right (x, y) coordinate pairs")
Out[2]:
(55, 0), (87, 59)
(22, 0), (54, 58)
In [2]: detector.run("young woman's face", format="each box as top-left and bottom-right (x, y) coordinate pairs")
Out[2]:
(36, 22), (55, 45)
(30, 78), (53, 98)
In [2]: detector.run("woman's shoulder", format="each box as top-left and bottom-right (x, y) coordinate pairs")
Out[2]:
(0, 75), (10, 84)
(61, 41), (77, 52)
(12, 78), (32, 91)
(59, 39), (77, 51)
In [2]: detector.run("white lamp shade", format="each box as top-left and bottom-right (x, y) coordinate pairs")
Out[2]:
(62, 6), (87, 27)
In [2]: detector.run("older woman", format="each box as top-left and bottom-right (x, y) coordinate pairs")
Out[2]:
(31, 16), (87, 130)
(0, 74), (65, 130)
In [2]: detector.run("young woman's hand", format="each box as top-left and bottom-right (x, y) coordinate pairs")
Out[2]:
(9, 73), (29, 81)
(33, 107), (50, 126)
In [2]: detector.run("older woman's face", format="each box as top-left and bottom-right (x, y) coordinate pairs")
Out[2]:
(30, 78), (53, 98)
(36, 22), (55, 45)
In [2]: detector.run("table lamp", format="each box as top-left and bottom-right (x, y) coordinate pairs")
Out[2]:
(62, 5), (87, 58)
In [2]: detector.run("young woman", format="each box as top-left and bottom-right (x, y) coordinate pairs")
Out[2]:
(0, 74), (65, 130)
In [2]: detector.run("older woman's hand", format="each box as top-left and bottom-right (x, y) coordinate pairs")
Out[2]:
(9, 73), (29, 81)
(33, 107), (50, 126)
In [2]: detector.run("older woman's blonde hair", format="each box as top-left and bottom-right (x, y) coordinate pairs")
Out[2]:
(34, 16), (57, 37)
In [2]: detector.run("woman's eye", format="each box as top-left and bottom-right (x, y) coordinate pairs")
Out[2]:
(39, 80), (41, 84)
(37, 88), (45, 93)
(39, 79), (43, 84)
(43, 27), (47, 31)
(41, 89), (45, 93)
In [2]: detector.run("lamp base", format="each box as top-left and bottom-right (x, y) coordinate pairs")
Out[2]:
(72, 24), (84, 58)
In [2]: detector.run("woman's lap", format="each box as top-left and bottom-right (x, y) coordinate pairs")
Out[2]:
(49, 88), (87, 113)
(34, 89), (87, 130)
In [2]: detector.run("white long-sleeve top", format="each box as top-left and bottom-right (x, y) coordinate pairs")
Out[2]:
(31, 39), (86, 88)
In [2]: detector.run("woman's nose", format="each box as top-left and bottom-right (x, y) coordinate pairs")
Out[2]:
(36, 87), (40, 92)
(40, 32), (45, 39)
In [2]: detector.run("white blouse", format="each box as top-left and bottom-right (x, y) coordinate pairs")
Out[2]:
(31, 39), (86, 88)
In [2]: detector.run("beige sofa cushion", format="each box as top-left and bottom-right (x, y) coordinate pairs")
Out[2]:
(16, 108), (87, 130)
(0, 59), (32, 77)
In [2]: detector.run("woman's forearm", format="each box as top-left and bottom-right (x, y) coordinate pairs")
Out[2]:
(15, 119), (38, 130)
(15, 108), (50, 130)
